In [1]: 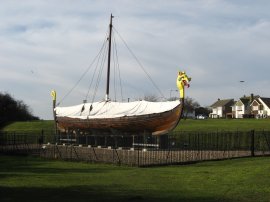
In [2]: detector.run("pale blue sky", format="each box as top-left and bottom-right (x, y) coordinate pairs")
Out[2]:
(1, 0), (270, 119)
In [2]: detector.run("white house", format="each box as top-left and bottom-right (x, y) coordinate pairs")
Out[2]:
(250, 97), (270, 118)
(209, 99), (234, 118)
(233, 97), (251, 118)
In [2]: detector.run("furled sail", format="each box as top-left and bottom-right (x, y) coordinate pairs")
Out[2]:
(55, 100), (180, 119)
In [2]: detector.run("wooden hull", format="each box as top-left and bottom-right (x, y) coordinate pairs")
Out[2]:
(56, 99), (183, 136)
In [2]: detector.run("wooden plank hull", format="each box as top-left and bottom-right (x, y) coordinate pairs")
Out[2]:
(56, 100), (183, 136)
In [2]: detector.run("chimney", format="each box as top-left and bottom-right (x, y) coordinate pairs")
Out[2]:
(250, 93), (254, 102)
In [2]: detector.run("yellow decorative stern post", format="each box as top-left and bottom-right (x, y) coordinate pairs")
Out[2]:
(51, 90), (57, 136)
(51, 90), (56, 118)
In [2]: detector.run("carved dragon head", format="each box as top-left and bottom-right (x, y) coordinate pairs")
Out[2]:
(176, 71), (191, 99)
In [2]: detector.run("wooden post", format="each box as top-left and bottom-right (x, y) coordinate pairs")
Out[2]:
(114, 136), (118, 148)
(250, 130), (255, 157)
(105, 136), (107, 147)
(157, 136), (160, 149)
(132, 135), (135, 148)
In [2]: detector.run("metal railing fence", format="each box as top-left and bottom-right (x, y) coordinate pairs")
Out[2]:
(1, 130), (270, 166)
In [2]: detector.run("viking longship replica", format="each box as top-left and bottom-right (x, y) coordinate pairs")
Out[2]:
(51, 15), (191, 136)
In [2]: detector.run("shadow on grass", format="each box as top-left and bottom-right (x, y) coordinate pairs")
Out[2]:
(0, 154), (225, 202)
(0, 154), (126, 174)
(0, 186), (226, 202)
(0, 154), (264, 202)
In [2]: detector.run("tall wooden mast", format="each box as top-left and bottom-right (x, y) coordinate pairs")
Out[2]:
(105, 14), (113, 101)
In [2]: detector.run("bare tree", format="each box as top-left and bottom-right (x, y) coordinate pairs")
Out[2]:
(167, 96), (179, 101)
(195, 106), (211, 117)
(183, 97), (200, 119)
(144, 94), (159, 102)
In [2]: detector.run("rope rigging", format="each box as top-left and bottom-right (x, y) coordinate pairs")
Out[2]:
(85, 30), (109, 102)
(58, 17), (165, 107)
(57, 29), (109, 106)
(91, 39), (108, 103)
(112, 30), (123, 102)
(112, 27), (165, 100)
(85, 30), (109, 114)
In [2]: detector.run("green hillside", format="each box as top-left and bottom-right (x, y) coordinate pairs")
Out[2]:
(1, 120), (54, 132)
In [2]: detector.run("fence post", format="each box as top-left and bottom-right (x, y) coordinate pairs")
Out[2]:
(250, 130), (255, 157)
(13, 132), (16, 151)
(39, 129), (44, 145)
(137, 136), (140, 167)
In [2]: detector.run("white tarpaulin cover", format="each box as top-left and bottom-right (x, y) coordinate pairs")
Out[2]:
(55, 100), (180, 119)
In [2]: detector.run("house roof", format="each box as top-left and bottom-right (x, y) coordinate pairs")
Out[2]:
(239, 95), (259, 104)
(260, 97), (270, 108)
(210, 99), (234, 108)
(250, 97), (270, 108)
(250, 99), (260, 106)
(239, 98), (250, 106)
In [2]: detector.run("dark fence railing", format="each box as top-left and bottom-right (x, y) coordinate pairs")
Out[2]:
(1, 130), (270, 166)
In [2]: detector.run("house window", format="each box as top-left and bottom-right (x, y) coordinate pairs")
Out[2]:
(236, 106), (242, 111)
(253, 106), (258, 110)
(259, 105), (264, 110)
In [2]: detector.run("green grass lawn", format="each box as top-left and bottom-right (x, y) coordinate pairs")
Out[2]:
(1, 119), (270, 133)
(0, 154), (270, 202)
(175, 118), (270, 132)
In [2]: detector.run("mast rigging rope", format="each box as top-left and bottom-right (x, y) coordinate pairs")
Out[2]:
(58, 20), (165, 107)
(113, 27), (165, 99)
(112, 31), (123, 101)
(57, 29), (109, 106)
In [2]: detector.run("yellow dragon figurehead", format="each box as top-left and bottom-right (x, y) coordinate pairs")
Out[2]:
(176, 71), (191, 99)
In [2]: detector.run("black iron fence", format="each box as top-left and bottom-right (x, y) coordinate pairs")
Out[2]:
(0, 130), (55, 145)
(1, 130), (270, 166)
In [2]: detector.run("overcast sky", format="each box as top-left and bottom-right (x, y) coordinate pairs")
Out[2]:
(1, 0), (270, 119)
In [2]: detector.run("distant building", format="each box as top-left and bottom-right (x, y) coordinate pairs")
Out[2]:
(233, 94), (257, 118)
(233, 97), (251, 118)
(250, 97), (270, 118)
(209, 99), (234, 118)
(209, 94), (270, 119)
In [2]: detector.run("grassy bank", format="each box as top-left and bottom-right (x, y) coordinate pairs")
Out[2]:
(1, 154), (270, 202)
(1, 120), (54, 132)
